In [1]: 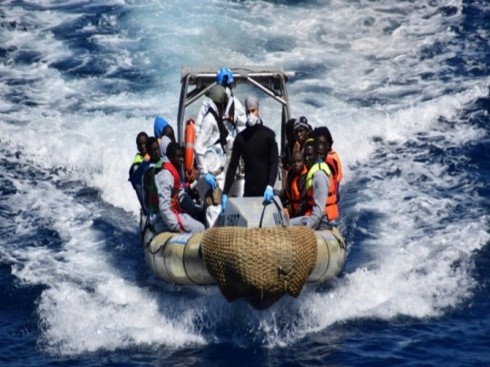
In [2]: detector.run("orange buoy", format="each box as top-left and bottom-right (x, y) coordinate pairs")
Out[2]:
(184, 118), (196, 173)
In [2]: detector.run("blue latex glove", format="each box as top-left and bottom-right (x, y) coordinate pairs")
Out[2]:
(263, 185), (274, 204)
(204, 173), (216, 190)
(221, 194), (228, 216)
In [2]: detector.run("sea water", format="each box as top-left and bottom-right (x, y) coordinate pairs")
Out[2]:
(0, 0), (489, 365)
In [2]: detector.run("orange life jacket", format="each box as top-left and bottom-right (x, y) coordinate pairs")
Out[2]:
(325, 150), (343, 184)
(285, 165), (307, 217)
(305, 162), (339, 221)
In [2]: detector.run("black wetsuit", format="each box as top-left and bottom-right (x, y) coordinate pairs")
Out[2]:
(223, 122), (279, 196)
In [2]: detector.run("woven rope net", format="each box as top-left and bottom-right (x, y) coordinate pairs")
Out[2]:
(201, 226), (318, 308)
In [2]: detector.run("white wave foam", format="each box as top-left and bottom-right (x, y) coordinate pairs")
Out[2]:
(2, 174), (207, 355)
(1, 0), (489, 353)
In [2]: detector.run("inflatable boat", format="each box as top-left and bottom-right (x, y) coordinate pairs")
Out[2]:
(141, 67), (347, 309)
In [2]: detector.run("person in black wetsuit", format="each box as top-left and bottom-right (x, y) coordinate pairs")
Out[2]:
(221, 96), (279, 213)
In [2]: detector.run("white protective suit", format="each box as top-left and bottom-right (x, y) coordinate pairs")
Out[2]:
(194, 94), (246, 227)
(194, 89), (247, 151)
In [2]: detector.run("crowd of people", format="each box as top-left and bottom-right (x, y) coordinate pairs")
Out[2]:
(128, 67), (343, 236)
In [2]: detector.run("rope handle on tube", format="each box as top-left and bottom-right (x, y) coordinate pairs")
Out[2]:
(259, 196), (286, 228)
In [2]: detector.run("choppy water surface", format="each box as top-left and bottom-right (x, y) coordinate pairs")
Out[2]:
(0, 0), (489, 365)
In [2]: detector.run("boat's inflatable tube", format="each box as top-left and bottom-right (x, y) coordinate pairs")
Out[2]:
(142, 197), (346, 308)
(145, 232), (214, 286)
(309, 226), (346, 283)
(144, 227), (345, 287)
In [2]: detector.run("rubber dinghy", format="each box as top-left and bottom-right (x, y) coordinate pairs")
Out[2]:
(141, 66), (347, 309)
(143, 197), (346, 310)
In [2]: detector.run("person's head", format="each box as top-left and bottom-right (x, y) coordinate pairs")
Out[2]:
(136, 131), (148, 155)
(245, 96), (261, 127)
(163, 125), (176, 142)
(146, 137), (160, 163)
(166, 142), (184, 170)
(315, 140), (328, 162)
(302, 139), (316, 169)
(206, 84), (227, 112)
(216, 67), (234, 88)
(313, 126), (333, 151)
(153, 116), (169, 138)
(294, 116), (312, 146)
(245, 96), (260, 117)
(290, 150), (305, 174)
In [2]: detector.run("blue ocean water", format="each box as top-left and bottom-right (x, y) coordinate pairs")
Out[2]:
(1, 0), (489, 366)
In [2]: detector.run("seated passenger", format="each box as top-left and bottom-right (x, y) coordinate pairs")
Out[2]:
(140, 137), (164, 214)
(289, 140), (339, 230)
(282, 117), (297, 171)
(163, 124), (176, 142)
(313, 126), (343, 185)
(130, 136), (160, 213)
(151, 142), (205, 234)
(129, 131), (149, 172)
(281, 150), (308, 219)
(128, 131), (149, 208)
(292, 116), (312, 152)
(162, 137), (205, 224)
